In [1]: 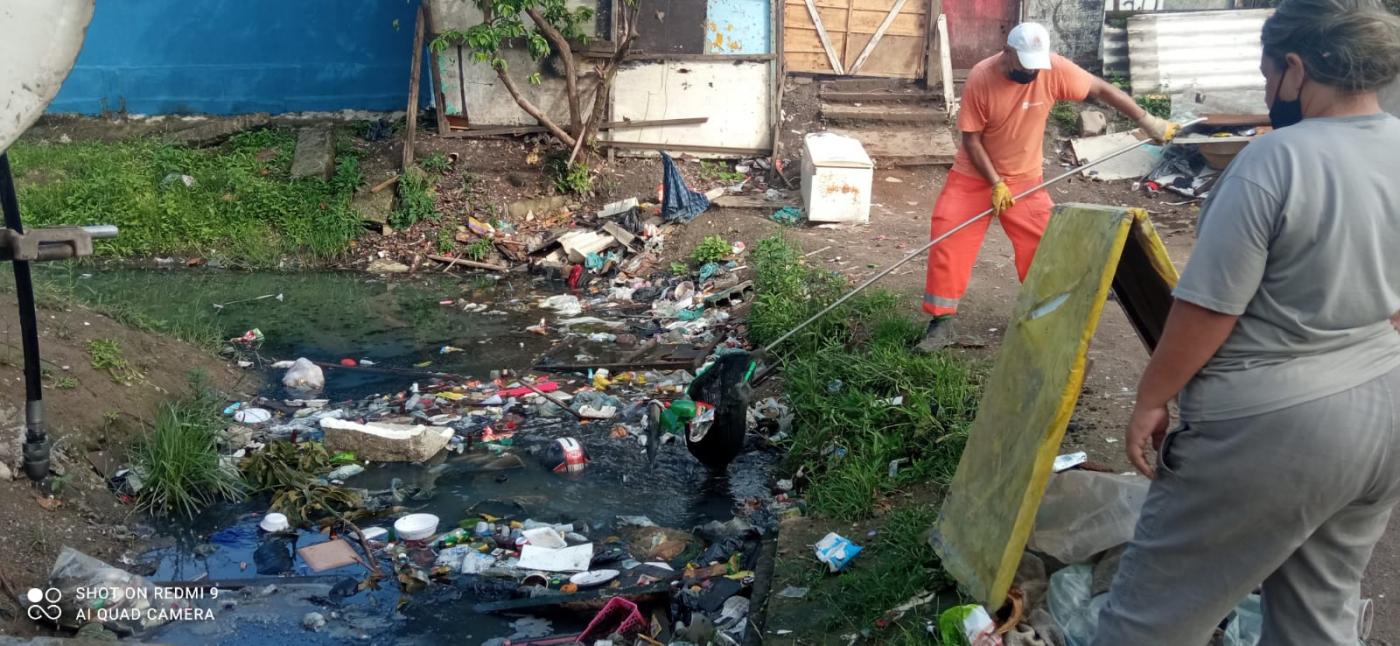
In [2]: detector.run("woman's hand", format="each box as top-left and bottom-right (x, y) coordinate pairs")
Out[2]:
(1126, 403), (1171, 479)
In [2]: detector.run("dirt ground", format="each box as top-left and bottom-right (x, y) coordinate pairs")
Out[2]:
(0, 292), (246, 633)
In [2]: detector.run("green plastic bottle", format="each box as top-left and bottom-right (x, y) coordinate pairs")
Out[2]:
(659, 399), (698, 436)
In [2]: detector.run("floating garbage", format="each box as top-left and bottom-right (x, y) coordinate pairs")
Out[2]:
(394, 513), (440, 542)
(282, 357), (325, 391)
(539, 437), (589, 474)
(234, 407), (273, 425)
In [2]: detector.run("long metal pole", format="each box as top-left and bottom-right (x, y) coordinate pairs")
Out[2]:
(760, 125), (1196, 356)
(0, 153), (48, 480)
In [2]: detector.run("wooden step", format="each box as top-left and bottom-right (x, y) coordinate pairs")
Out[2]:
(819, 78), (914, 93)
(828, 126), (958, 167)
(822, 103), (943, 125)
(819, 87), (939, 103)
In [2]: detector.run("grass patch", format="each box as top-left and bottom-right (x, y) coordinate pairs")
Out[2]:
(547, 155), (593, 195)
(7, 128), (364, 266)
(393, 166), (438, 228)
(794, 504), (960, 642)
(86, 338), (143, 385)
(691, 235), (732, 264)
(1136, 94), (1171, 119)
(463, 237), (494, 262)
(130, 375), (245, 518)
(419, 151), (452, 174)
(436, 225), (457, 254)
(750, 235), (981, 520)
(1050, 101), (1078, 133)
(699, 160), (745, 183)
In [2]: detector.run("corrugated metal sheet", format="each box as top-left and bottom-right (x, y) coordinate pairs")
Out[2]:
(1101, 23), (1128, 78)
(1127, 9), (1272, 96)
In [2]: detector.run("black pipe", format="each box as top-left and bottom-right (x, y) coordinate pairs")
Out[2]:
(0, 153), (48, 481)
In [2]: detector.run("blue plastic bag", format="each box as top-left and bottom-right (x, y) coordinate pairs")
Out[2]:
(660, 152), (711, 223)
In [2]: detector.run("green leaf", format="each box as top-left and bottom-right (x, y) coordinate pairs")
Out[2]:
(528, 72), (542, 86)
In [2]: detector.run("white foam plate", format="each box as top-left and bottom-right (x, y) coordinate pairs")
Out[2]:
(569, 569), (619, 587)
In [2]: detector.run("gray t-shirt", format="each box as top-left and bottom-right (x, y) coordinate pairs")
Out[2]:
(1175, 113), (1400, 422)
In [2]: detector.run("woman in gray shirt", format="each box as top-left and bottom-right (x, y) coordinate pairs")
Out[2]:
(1093, 0), (1400, 643)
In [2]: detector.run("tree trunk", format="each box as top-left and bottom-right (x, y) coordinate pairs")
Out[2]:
(572, 4), (639, 162)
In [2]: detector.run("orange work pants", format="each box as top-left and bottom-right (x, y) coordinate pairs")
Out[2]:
(922, 170), (1053, 317)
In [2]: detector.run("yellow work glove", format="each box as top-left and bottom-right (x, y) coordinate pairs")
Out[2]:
(1137, 113), (1179, 144)
(991, 181), (1016, 216)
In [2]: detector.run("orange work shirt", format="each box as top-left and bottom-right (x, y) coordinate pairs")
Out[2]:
(951, 53), (1095, 185)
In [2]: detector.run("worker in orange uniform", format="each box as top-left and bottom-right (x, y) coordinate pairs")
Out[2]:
(917, 22), (1177, 351)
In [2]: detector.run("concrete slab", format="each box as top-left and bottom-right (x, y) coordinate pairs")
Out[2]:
(290, 127), (335, 180)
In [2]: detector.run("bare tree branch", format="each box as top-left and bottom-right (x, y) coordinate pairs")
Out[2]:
(494, 64), (576, 147)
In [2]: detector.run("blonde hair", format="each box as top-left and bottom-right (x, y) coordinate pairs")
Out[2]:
(1262, 0), (1400, 91)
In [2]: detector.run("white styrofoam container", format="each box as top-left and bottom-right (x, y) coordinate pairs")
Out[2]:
(801, 133), (873, 224)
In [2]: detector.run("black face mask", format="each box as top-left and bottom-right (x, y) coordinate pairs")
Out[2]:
(1269, 74), (1304, 129)
(1269, 94), (1304, 129)
(1008, 69), (1039, 84)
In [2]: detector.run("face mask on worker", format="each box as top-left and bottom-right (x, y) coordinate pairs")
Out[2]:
(1268, 61), (1305, 129)
(1008, 69), (1039, 84)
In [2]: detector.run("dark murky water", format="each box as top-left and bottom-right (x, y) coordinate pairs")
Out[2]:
(41, 267), (775, 645)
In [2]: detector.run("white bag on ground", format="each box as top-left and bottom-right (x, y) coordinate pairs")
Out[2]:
(1029, 471), (1149, 564)
(282, 357), (325, 391)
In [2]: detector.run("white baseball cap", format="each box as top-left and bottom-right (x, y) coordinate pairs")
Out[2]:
(1007, 23), (1053, 70)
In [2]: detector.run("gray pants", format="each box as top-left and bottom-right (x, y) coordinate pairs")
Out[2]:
(1093, 366), (1400, 646)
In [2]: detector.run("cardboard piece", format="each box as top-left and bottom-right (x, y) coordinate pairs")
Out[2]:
(1070, 131), (1163, 181)
(298, 539), (361, 572)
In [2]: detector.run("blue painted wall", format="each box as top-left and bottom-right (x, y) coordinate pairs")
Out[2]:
(51, 0), (424, 115)
(705, 0), (772, 55)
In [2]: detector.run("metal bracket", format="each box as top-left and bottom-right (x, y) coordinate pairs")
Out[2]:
(0, 225), (115, 262)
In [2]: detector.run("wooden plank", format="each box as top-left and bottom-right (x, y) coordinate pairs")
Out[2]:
(842, 0), (856, 72)
(453, 117), (710, 138)
(931, 204), (1144, 608)
(845, 0), (912, 74)
(924, 0), (943, 89)
(784, 3), (926, 36)
(600, 141), (771, 155)
(791, 0), (925, 12)
(804, 0), (846, 74)
(844, 34), (926, 78)
(771, 0), (786, 173)
(427, 254), (509, 272)
(402, 4), (426, 170)
(622, 53), (776, 62)
(425, 9), (450, 137)
(938, 14), (956, 118)
(713, 195), (800, 209)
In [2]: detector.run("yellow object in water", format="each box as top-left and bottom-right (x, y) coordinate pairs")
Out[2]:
(930, 205), (1178, 608)
(592, 368), (612, 390)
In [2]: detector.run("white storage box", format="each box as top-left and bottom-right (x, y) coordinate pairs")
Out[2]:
(801, 133), (873, 224)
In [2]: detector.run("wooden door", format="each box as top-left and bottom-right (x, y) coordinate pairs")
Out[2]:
(782, 0), (931, 78)
(942, 0), (1018, 70)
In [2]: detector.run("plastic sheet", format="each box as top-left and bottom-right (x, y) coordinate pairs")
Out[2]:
(1029, 471), (1150, 564)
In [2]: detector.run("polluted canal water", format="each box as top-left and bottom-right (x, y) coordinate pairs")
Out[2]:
(46, 267), (782, 645)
